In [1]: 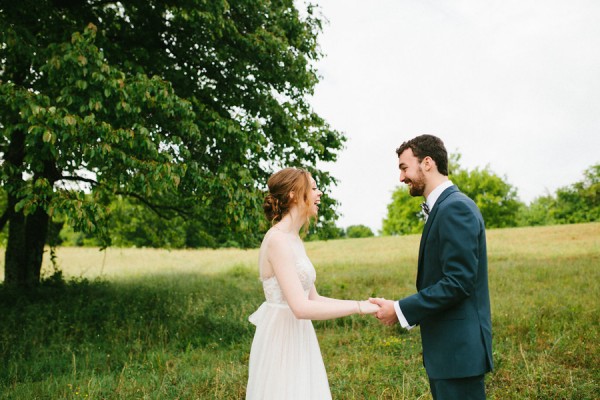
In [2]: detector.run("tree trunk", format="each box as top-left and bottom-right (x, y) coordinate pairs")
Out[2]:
(2, 53), (51, 287)
(2, 124), (48, 287)
(4, 205), (49, 288)
(26, 208), (50, 283)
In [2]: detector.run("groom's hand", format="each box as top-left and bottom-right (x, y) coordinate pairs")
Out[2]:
(369, 298), (399, 326)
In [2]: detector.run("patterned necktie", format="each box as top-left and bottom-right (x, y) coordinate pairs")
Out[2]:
(421, 202), (430, 216)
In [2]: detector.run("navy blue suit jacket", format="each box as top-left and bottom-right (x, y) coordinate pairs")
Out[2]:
(398, 185), (493, 379)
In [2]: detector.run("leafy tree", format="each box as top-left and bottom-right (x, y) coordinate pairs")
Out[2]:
(0, 1), (345, 286)
(516, 194), (556, 227)
(450, 166), (522, 228)
(1, 25), (200, 286)
(551, 164), (599, 223)
(381, 186), (424, 236)
(346, 224), (374, 238)
(305, 223), (345, 241)
(305, 192), (345, 241)
(105, 196), (218, 249)
(107, 197), (187, 249)
(516, 164), (599, 226)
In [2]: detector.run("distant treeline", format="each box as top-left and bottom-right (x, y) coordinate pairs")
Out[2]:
(381, 157), (599, 236)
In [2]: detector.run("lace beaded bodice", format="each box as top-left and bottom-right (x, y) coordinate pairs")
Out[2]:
(261, 257), (316, 305)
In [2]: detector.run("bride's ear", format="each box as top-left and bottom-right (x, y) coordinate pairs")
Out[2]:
(288, 191), (295, 201)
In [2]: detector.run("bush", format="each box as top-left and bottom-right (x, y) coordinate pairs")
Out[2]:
(345, 224), (374, 238)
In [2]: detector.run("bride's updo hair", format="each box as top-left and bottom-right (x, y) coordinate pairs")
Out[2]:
(263, 167), (312, 224)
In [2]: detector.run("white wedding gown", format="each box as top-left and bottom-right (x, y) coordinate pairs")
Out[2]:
(246, 255), (332, 399)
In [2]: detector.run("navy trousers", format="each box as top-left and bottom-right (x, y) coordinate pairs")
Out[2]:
(429, 374), (486, 400)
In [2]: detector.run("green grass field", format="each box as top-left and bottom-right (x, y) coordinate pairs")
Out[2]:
(1, 223), (599, 399)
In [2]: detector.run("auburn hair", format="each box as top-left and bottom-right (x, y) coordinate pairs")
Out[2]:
(263, 167), (313, 225)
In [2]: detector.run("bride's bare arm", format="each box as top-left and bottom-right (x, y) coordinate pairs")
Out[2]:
(309, 286), (379, 315)
(268, 234), (378, 320)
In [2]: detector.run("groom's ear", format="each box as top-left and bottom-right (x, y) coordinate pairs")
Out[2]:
(422, 156), (436, 172)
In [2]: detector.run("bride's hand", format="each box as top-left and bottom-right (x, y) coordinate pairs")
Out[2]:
(358, 300), (380, 315)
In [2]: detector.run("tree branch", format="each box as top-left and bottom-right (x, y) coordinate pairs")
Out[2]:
(58, 175), (192, 220)
(115, 190), (192, 219)
(58, 175), (99, 186)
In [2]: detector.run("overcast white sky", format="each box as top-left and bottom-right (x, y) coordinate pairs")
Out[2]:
(309, 0), (600, 233)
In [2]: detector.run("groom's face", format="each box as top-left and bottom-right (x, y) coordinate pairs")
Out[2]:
(398, 149), (426, 197)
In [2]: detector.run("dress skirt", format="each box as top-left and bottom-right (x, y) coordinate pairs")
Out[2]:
(246, 302), (332, 400)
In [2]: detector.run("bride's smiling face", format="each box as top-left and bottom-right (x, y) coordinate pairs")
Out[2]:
(307, 177), (322, 217)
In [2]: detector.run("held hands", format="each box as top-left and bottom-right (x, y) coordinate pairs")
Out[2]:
(369, 297), (399, 326)
(357, 300), (380, 315)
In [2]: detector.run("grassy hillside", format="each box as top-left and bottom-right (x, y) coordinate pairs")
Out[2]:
(1, 223), (599, 399)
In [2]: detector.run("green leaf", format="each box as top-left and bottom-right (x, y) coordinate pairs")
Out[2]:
(43, 130), (53, 143)
(63, 115), (77, 126)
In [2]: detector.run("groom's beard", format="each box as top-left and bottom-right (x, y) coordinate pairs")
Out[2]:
(406, 169), (426, 197)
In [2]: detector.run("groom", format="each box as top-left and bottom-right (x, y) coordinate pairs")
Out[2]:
(371, 134), (493, 399)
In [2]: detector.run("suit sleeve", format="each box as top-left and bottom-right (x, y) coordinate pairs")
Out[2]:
(399, 199), (482, 326)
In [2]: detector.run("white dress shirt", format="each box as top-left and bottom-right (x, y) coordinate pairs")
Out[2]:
(394, 180), (454, 329)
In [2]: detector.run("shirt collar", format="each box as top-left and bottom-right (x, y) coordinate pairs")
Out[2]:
(425, 180), (453, 211)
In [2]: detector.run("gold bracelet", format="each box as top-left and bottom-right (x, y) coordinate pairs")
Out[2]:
(356, 300), (363, 315)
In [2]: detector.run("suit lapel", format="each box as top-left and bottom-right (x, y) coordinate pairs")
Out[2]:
(416, 186), (459, 287)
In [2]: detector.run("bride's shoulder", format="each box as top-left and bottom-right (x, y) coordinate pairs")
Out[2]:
(261, 228), (303, 258)
(262, 228), (289, 248)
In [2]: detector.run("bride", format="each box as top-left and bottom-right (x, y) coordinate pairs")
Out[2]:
(246, 167), (379, 400)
